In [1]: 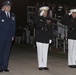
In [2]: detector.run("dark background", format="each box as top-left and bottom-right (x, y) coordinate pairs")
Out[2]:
(0, 0), (76, 27)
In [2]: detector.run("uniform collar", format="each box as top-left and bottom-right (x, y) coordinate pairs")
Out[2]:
(5, 11), (10, 17)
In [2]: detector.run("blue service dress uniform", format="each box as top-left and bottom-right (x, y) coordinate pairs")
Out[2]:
(0, 10), (16, 70)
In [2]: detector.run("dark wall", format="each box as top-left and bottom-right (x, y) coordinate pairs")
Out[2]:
(11, 0), (38, 27)
(12, 0), (27, 27)
(0, 0), (76, 27)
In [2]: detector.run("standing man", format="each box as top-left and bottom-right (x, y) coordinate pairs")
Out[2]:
(56, 5), (65, 20)
(61, 9), (76, 68)
(34, 6), (53, 70)
(0, 0), (16, 72)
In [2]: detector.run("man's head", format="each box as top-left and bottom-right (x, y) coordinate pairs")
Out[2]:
(72, 12), (76, 18)
(39, 6), (49, 17)
(4, 6), (11, 12)
(69, 9), (76, 18)
(2, 0), (12, 12)
(43, 10), (48, 17)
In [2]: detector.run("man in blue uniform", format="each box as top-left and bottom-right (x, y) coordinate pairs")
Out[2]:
(0, 0), (16, 72)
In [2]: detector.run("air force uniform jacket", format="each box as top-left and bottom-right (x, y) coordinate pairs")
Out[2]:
(0, 10), (16, 41)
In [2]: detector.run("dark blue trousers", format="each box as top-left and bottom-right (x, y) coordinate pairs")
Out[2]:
(0, 40), (12, 70)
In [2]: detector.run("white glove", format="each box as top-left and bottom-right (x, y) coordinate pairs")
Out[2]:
(49, 40), (52, 44)
(40, 11), (44, 16)
(68, 12), (72, 15)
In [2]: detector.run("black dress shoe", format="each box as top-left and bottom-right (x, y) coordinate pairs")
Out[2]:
(68, 65), (76, 68)
(0, 70), (3, 72)
(43, 67), (49, 70)
(4, 69), (9, 72)
(74, 65), (76, 68)
(38, 67), (43, 70)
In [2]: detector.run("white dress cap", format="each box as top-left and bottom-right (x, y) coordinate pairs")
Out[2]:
(69, 9), (76, 15)
(39, 6), (49, 11)
(70, 9), (76, 13)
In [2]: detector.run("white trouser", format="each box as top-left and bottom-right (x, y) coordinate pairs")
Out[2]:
(68, 39), (76, 65)
(36, 42), (49, 67)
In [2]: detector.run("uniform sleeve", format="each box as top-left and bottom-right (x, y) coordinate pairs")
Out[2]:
(0, 11), (3, 28)
(61, 14), (75, 28)
(12, 13), (16, 37)
(33, 16), (42, 28)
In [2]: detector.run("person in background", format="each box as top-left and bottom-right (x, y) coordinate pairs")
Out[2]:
(15, 26), (22, 43)
(34, 6), (53, 70)
(34, 2), (40, 16)
(65, 9), (69, 15)
(26, 25), (30, 44)
(47, 3), (52, 18)
(29, 25), (34, 44)
(0, 0), (16, 72)
(56, 5), (65, 20)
